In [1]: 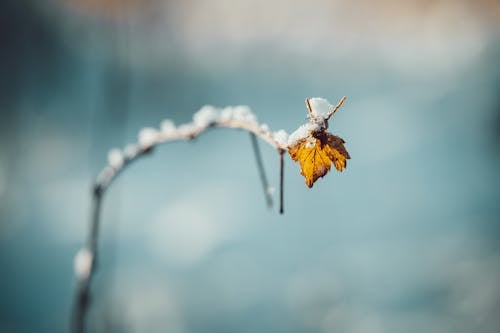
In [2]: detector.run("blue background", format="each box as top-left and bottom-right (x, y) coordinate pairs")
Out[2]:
(1, 1), (499, 332)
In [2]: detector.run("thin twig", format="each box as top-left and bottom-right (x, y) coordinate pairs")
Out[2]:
(71, 188), (101, 333)
(305, 98), (313, 114)
(249, 133), (273, 208)
(89, 186), (102, 252)
(279, 150), (284, 214)
(305, 96), (346, 122)
(326, 96), (347, 119)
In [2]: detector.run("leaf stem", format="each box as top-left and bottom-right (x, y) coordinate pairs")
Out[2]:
(279, 150), (285, 214)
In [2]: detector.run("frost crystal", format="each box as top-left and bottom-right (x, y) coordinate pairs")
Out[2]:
(123, 144), (138, 159)
(273, 130), (289, 147)
(220, 107), (233, 121)
(74, 247), (93, 280)
(177, 123), (197, 136)
(108, 148), (124, 169)
(138, 127), (159, 149)
(193, 105), (220, 127)
(233, 106), (257, 123)
(309, 97), (333, 120)
(220, 106), (256, 123)
(160, 119), (176, 134)
(288, 122), (319, 146)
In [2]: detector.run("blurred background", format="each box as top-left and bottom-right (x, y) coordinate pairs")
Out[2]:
(1, 0), (500, 332)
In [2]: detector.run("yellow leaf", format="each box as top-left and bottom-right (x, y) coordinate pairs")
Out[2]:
(288, 132), (350, 188)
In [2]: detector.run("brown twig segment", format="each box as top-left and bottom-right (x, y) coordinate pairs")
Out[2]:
(305, 98), (313, 115)
(326, 96), (347, 120)
(279, 150), (285, 214)
(305, 96), (346, 123)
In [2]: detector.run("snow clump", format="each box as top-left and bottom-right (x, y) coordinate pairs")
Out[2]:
(273, 130), (289, 147)
(74, 247), (93, 280)
(138, 127), (159, 149)
(220, 106), (256, 124)
(308, 97), (334, 120)
(108, 148), (124, 169)
(160, 119), (176, 134)
(193, 105), (220, 127)
(123, 144), (138, 159)
(177, 123), (198, 136)
(287, 122), (319, 147)
(260, 123), (270, 133)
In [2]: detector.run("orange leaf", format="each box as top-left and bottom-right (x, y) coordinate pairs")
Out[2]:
(288, 132), (350, 188)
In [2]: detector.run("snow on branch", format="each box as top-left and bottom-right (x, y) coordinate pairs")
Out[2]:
(94, 104), (289, 193)
(95, 96), (347, 194)
(71, 96), (349, 333)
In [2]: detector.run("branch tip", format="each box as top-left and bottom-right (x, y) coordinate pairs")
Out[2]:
(305, 98), (313, 114)
(327, 96), (347, 119)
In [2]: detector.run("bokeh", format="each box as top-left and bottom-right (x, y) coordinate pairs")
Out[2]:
(1, 0), (500, 332)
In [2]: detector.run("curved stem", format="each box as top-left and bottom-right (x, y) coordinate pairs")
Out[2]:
(71, 188), (102, 333)
(71, 95), (348, 331)
(71, 118), (286, 333)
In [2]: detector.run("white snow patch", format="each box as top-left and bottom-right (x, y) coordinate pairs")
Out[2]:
(108, 148), (124, 169)
(260, 123), (270, 133)
(160, 119), (176, 134)
(273, 129), (289, 147)
(74, 247), (93, 280)
(123, 144), (138, 159)
(219, 107), (233, 121)
(266, 186), (276, 196)
(309, 97), (334, 120)
(220, 105), (256, 123)
(177, 123), (198, 136)
(138, 127), (159, 149)
(288, 123), (318, 146)
(193, 105), (220, 127)
(233, 105), (257, 123)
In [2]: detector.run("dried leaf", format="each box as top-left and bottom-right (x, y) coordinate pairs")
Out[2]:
(288, 96), (350, 187)
(289, 132), (350, 187)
